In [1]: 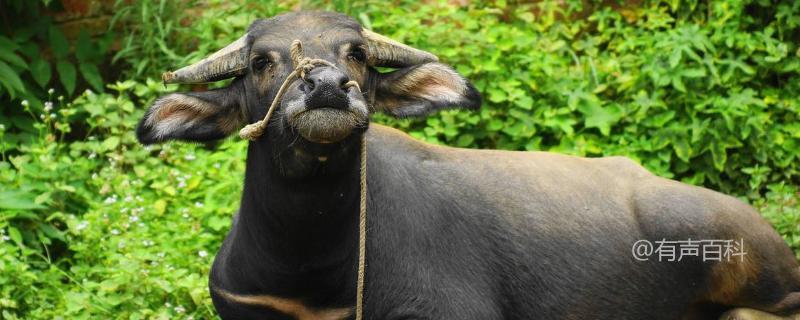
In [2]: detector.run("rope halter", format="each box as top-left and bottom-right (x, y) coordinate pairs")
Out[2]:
(239, 40), (361, 141)
(235, 39), (368, 320)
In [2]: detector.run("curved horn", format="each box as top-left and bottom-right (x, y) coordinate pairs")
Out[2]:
(362, 29), (438, 68)
(162, 35), (249, 84)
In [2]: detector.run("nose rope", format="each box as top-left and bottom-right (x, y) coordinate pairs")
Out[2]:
(239, 40), (361, 141)
(236, 40), (368, 320)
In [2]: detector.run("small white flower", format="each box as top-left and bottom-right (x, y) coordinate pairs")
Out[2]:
(1, 235), (10, 242)
(118, 241), (126, 248)
(88, 152), (97, 159)
(198, 250), (208, 258)
(213, 163), (221, 169)
(50, 113), (56, 119)
(111, 229), (120, 235)
(129, 215), (139, 222)
(58, 95), (64, 101)
(177, 180), (187, 188)
(104, 196), (117, 204)
(184, 153), (196, 161)
(194, 202), (204, 208)
(124, 195), (133, 202)
(40, 114), (45, 120)
(48, 88), (55, 95)
(85, 89), (93, 95)
(91, 173), (98, 180)
(0, 124), (5, 131)
(157, 252), (166, 258)
(44, 101), (53, 112)
(174, 306), (186, 314)
(21, 100), (29, 107)
(76, 221), (89, 231)
(165, 302), (172, 307)
(142, 240), (154, 247)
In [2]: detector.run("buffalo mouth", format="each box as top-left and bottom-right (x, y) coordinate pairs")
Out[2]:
(287, 106), (368, 144)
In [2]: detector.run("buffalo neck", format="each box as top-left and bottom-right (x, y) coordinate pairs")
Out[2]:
(236, 132), (362, 276)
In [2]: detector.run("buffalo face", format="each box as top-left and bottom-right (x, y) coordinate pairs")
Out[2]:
(136, 11), (480, 175)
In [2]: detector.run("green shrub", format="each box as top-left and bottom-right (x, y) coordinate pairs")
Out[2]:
(369, 0), (800, 197)
(0, 0), (114, 150)
(1, 0), (798, 318)
(1, 81), (245, 319)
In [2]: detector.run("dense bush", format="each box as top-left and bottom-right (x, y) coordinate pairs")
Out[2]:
(0, 0), (798, 318)
(0, 0), (114, 149)
(370, 0), (800, 198)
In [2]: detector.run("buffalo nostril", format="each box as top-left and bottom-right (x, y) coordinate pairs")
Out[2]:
(338, 77), (349, 90)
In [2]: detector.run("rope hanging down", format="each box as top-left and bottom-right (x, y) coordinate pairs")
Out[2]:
(237, 40), (368, 320)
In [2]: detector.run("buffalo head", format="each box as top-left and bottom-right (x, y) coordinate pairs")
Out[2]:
(136, 11), (480, 176)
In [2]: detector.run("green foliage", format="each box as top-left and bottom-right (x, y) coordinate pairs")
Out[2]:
(1, 81), (245, 319)
(757, 184), (800, 261)
(368, 0), (800, 197)
(0, 0), (114, 151)
(1, 0), (798, 318)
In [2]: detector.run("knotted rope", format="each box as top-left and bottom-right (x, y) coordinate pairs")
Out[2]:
(236, 39), (368, 320)
(239, 40), (360, 141)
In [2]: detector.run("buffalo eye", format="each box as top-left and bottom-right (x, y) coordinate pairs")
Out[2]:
(347, 47), (366, 63)
(252, 56), (271, 71)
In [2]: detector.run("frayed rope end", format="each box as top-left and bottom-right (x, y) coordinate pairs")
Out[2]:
(239, 121), (266, 141)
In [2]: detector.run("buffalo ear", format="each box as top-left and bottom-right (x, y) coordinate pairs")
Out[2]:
(136, 81), (246, 144)
(371, 62), (481, 117)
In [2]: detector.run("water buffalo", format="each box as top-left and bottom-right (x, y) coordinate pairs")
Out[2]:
(136, 11), (800, 320)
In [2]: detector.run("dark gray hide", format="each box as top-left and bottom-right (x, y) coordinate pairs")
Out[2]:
(136, 11), (800, 320)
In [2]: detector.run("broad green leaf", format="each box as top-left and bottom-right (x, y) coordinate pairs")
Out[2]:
(0, 61), (25, 98)
(0, 47), (27, 69)
(672, 137), (692, 162)
(456, 134), (474, 147)
(672, 76), (686, 92)
(487, 88), (508, 103)
(0, 190), (45, 210)
(75, 29), (94, 63)
(39, 224), (64, 241)
(56, 60), (77, 95)
(669, 49), (682, 68)
(30, 59), (52, 88)
(710, 142), (727, 171)
(578, 103), (622, 136)
(514, 96), (534, 110)
(79, 63), (104, 92)
(49, 26), (70, 59)
(7, 227), (22, 245)
(102, 136), (120, 150)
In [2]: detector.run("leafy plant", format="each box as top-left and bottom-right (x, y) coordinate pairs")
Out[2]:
(1, 0), (798, 318)
(370, 0), (800, 196)
(0, 0), (114, 151)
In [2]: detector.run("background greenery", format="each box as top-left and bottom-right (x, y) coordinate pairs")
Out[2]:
(1, 0), (798, 318)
